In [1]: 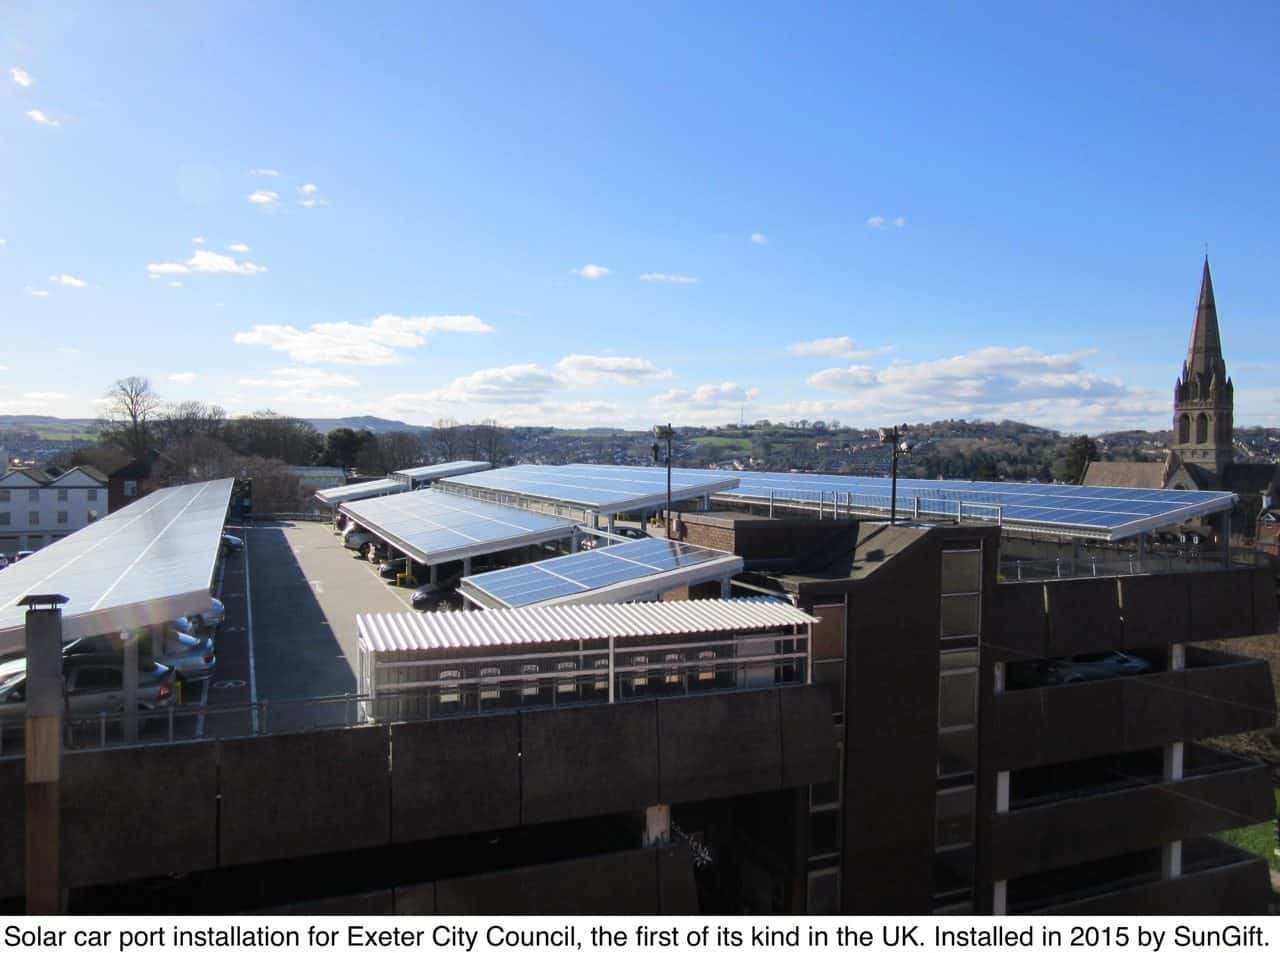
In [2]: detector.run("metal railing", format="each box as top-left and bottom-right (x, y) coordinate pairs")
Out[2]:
(999, 547), (1267, 582)
(0, 647), (809, 758)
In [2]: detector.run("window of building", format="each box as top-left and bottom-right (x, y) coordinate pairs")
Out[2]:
(438, 668), (461, 705)
(663, 651), (684, 686)
(630, 654), (649, 691)
(0, 513), (8, 526)
(0, 489), (8, 502)
(478, 666), (501, 702)
(28, 512), (39, 526)
(935, 786), (975, 850)
(123, 480), (137, 497)
(592, 657), (610, 692)
(56, 511), (68, 525)
(28, 488), (38, 502)
(519, 662), (540, 697)
(57, 488), (68, 502)
(87, 488), (98, 501)
(938, 650), (978, 729)
(556, 660), (578, 695)
(695, 649), (717, 682)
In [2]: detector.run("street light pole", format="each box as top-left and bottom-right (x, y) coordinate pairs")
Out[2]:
(879, 424), (912, 525)
(653, 423), (674, 537)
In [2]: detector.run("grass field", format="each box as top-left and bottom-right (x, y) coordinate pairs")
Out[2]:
(1216, 788), (1279, 871)
(692, 435), (751, 452)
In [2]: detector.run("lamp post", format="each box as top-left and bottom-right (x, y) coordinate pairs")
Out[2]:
(653, 423), (674, 537)
(879, 424), (913, 524)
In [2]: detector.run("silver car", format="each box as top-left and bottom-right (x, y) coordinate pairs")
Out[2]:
(0, 653), (177, 720)
(66, 633), (216, 683)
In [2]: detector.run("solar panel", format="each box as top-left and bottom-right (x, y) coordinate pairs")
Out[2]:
(705, 469), (1236, 540)
(462, 536), (742, 608)
(392, 460), (491, 482)
(314, 478), (408, 506)
(338, 488), (577, 565)
(0, 478), (235, 655)
(437, 464), (739, 515)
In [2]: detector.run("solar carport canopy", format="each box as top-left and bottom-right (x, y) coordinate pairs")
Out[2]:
(314, 477), (407, 507)
(0, 478), (234, 655)
(339, 488), (577, 566)
(713, 469), (1236, 541)
(462, 536), (742, 608)
(393, 460), (491, 483)
(438, 463), (739, 516)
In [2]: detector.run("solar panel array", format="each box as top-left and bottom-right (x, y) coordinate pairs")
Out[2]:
(0, 478), (234, 654)
(339, 488), (577, 565)
(706, 469), (1236, 540)
(463, 536), (740, 608)
(392, 460), (491, 482)
(438, 463), (739, 515)
(314, 477), (408, 506)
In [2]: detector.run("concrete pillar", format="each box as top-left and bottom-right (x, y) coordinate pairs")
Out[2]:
(996, 771), (1010, 813)
(462, 557), (471, 576)
(429, 564), (438, 585)
(993, 661), (1005, 695)
(1162, 840), (1183, 879)
(607, 513), (615, 537)
(22, 596), (67, 914)
(570, 531), (580, 554)
(992, 880), (1007, 916)
(720, 577), (732, 597)
(642, 804), (671, 846)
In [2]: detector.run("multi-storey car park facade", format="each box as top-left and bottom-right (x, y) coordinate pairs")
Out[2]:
(0, 468), (1275, 915)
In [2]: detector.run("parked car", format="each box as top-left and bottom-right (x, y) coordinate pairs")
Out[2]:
(221, 533), (244, 555)
(410, 583), (460, 611)
(0, 554), (8, 570)
(0, 654), (176, 720)
(182, 597), (225, 630)
(380, 557), (408, 579)
(343, 526), (376, 555)
(615, 526), (648, 541)
(14, 550), (34, 562)
(65, 633), (216, 683)
(1041, 651), (1152, 685)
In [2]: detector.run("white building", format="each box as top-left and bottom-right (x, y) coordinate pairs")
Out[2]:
(0, 465), (108, 556)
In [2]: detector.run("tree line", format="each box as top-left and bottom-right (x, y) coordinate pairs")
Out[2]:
(61, 377), (508, 512)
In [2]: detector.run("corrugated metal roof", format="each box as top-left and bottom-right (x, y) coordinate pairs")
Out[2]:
(357, 596), (815, 653)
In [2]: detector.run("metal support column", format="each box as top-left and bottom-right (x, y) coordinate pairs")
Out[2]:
(22, 594), (68, 914)
(122, 631), (139, 743)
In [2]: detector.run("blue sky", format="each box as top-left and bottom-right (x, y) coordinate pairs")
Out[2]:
(2, 1), (1278, 431)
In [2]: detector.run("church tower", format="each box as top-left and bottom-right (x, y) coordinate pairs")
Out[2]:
(1171, 258), (1234, 480)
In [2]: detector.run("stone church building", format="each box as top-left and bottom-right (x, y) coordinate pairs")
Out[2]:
(1082, 259), (1280, 538)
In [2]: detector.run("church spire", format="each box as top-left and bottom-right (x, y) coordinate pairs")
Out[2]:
(1185, 257), (1225, 379)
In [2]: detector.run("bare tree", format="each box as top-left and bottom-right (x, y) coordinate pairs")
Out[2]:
(155, 401), (226, 448)
(151, 434), (238, 485)
(474, 418), (505, 465)
(432, 418), (460, 461)
(99, 376), (162, 459)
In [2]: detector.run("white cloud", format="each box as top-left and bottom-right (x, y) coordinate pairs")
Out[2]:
(25, 109), (60, 127)
(26, 288), (49, 297)
(297, 183), (326, 208)
(654, 382), (758, 409)
(226, 242), (250, 253)
(147, 248), (267, 276)
(233, 313), (493, 366)
(750, 233), (767, 245)
(555, 354), (669, 386)
(22, 391), (68, 401)
(248, 168), (279, 177)
(10, 67), (33, 87)
(49, 274), (87, 288)
(867, 214), (906, 229)
(428, 364), (559, 403)
(807, 365), (879, 390)
(247, 190), (280, 208)
(299, 183), (318, 194)
(787, 336), (870, 359)
(572, 263), (609, 280)
(168, 280), (182, 287)
(192, 236), (206, 245)
(639, 272), (699, 284)
(168, 372), (197, 384)
(784, 345), (1164, 430)
(239, 367), (360, 391)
